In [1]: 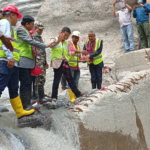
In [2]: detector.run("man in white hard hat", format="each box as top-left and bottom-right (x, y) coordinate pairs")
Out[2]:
(61, 31), (82, 102)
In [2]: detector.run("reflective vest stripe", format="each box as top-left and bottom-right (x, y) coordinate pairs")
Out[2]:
(69, 59), (78, 62)
(93, 55), (102, 60)
(0, 48), (19, 53)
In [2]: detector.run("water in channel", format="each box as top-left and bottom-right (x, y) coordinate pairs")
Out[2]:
(0, 94), (81, 150)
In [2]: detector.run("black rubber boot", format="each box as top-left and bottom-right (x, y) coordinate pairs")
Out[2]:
(76, 91), (86, 98)
(97, 84), (101, 90)
(20, 90), (40, 111)
(31, 86), (39, 105)
(38, 85), (51, 104)
(92, 83), (96, 89)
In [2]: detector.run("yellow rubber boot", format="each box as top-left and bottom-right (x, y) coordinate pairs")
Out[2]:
(10, 96), (35, 119)
(68, 89), (76, 103)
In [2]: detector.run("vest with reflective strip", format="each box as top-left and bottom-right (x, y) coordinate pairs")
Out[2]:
(16, 27), (33, 59)
(85, 39), (103, 65)
(0, 19), (20, 61)
(51, 39), (70, 62)
(69, 41), (80, 67)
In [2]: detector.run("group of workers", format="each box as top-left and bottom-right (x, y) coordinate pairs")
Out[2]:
(0, 5), (103, 122)
(113, 0), (150, 52)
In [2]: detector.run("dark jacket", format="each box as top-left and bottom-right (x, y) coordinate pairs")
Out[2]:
(133, 3), (150, 25)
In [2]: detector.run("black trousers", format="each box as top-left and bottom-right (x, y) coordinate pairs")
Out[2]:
(19, 68), (32, 93)
(51, 61), (81, 99)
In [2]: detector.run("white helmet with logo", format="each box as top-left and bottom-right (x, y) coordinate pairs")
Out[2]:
(72, 31), (80, 38)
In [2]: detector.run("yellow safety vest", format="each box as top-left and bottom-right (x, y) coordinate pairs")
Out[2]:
(69, 41), (80, 67)
(0, 18), (20, 61)
(51, 38), (70, 62)
(16, 27), (33, 59)
(84, 39), (103, 65)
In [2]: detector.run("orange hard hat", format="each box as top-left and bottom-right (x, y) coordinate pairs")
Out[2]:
(3, 5), (22, 19)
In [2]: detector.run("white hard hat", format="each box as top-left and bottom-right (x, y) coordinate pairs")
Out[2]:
(72, 31), (80, 37)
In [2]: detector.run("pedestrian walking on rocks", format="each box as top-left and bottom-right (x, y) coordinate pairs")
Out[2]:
(133, 0), (150, 49)
(83, 31), (104, 90)
(113, 1), (135, 53)
(50, 27), (86, 107)
(32, 21), (51, 104)
(16, 15), (52, 111)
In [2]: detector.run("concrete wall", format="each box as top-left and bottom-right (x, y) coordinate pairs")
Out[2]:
(73, 69), (150, 149)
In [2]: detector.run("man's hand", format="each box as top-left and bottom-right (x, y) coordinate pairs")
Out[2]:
(82, 50), (87, 55)
(113, 1), (116, 6)
(47, 41), (56, 48)
(7, 58), (15, 68)
(58, 32), (65, 42)
(86, 55), (90, 59)
(139, 4), (144, 7)
(46, 62), (49, 69)
(133, 5), (138, 10)
(0, 35), (14, 52)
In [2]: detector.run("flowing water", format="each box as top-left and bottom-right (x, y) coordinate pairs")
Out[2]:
(0, 94), (81, 150)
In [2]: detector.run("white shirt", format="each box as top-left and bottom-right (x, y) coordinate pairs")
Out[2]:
(116, 8), (132, 28)
(0, 19), (13, 59)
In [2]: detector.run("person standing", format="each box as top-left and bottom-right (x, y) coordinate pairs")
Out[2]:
(68, 31), (81, 102)
(50, 27), (85, 107)
(83, 31), (104, 90)
(133, 0), (150, 49)
(113, 1), (135, 53)
(16, 15), (52, 111)
(32, 21), (51, 104)
(0, 5), (34, 119)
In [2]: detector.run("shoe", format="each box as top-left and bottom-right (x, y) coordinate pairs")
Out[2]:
(10, 96), (35, 119)
(51, 98), (57, 109)
(68, 88), (76, 103)
(62, 87), (67, 90)
(38, 85), (51, 104)
(20, 90), (40, 111)
(76, 91), (86, 98)
(25, 104), (40, 111)
(92, 83), (96, 89)
(97, 84), (101, 90)
(44, 94), (52, 102)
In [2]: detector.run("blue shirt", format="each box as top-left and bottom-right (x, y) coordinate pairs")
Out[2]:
(133, 3), (150, 25)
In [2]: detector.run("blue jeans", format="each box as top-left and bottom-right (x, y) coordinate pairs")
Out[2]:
(0, 60), (19, 99)
(89, 64), (102, 84)
(61, 68), (80, 88)
(120, 24), (135, 53)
